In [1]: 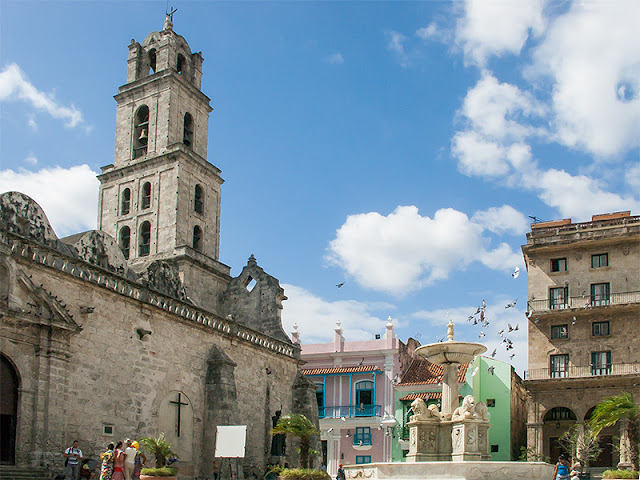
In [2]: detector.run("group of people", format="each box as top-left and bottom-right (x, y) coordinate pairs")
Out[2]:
(98, 439), (147, 480)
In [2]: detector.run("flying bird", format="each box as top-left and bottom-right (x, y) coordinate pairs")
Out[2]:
(488, 366), (495, 375)
(336, 282), (345, 288)
(512, 267), (520, 279)
(479, 331), (485, 338)
(509, 354), (516, 360)
(505, 299), (518, 309)
(508, 323), (519, 332)
(498, 329), (504, 337)
(491, 348), (497, 358)
(572, 317), (577, 325)
(526, 310), (533, 318)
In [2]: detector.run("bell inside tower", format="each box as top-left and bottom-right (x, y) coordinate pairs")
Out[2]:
(133, 106), (149, 158)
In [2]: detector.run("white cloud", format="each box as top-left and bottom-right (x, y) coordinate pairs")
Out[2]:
(0, 164), (99, 236)
(326, 52), (344, 65)
(455, 0), (546, 66)
(327, 206), (522, 295)
(387, 31), (409, 67)
(626, 164), (640, 189)
(416, 23), (439, 40)
(472, 205), (529, 235)
(281, 284), (390, 343)
(0, 63), (84, 128)
(460, 73), (545, 141)
(530, 1), (640, 157)
(451, 131), (511, 178)
(537, 169), (640, 222)
(24, 154), (38, 166)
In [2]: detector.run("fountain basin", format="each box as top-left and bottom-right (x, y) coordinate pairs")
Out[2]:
(415, 341), (486, 365)
(344, 461), (554, 480)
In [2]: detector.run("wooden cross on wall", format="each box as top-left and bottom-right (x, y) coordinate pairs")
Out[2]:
(170, 393), (189, 437)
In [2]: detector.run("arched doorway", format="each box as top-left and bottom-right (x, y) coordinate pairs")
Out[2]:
(584, 407), (614, 468)
(0, 354), (19, 464)
(544, 407), (576, 463)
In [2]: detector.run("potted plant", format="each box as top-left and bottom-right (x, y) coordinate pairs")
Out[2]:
(139, 433), (179, 480)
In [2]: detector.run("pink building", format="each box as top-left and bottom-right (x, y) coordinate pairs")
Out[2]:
(297, 319), (417, 474)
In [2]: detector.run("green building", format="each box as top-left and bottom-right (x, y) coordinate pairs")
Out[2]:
(392, 356), (527, 462)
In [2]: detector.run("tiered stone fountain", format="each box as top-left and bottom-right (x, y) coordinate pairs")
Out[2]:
(343, 321), (554, 480)
(406, 320), (489, 462)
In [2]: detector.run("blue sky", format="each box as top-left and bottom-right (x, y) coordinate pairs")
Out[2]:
(1, 1), (639, 375)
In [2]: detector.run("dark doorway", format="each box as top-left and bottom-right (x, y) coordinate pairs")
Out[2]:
(592, 435), (613, 467)
(549, 437), (567, 465)
(321, 440), (327, 468)
(0, 355), (19, 464)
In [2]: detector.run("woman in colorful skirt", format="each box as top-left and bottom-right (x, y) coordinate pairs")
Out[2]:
(99, 443), (115, 480)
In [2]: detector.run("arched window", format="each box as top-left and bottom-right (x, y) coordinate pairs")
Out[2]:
(0, 354), (19, 463)
(139, 221), (151, 257)
(133, 106), (149, 158)
(148, 49), (157, 74)
(193, 225), (202, 251)
(194, 184), (204, 214)
(119, 226), (131, 259)
(141, 182), (151, 209)
(121, 188), (131, 215)
(183, 112), (193, 147)
(177, 54), (185, 74)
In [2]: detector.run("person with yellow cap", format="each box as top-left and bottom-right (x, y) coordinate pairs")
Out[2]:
(131, 441), (146, 480)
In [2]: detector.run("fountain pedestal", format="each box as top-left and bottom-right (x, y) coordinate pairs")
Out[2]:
(451, 419), (491, 462)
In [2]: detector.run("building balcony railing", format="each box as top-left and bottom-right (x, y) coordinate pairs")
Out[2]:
(318, 404), (382, 419)
(525, 362), (640, 380)
(528, 291), (640, 313)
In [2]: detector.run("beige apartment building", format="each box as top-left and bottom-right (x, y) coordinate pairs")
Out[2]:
(522, 211), (640, 468)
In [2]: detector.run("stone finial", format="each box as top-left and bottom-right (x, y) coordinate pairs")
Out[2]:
(248, 254), (257, 265)
(164, 13), (173, 31)
(293, 323), (298, 332)
(335, 320), (342, 332)
(447, 320), (455, 341)
(386, 316), (393, 327)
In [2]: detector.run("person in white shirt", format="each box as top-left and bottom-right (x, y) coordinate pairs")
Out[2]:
(123, 439), (138, 480)
(64, 440), (83, 480)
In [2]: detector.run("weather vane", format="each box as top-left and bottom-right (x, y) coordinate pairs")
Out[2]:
(167, 6), (178, 20)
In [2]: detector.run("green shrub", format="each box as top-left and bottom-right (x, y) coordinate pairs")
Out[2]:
(274, 468), (331, 480)
(602, 470), (640, 479)
(140, 467), (178, 477)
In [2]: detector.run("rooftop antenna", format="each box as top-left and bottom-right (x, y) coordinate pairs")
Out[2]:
(529, 215), (544, 223)
(167, 6), (178, 20)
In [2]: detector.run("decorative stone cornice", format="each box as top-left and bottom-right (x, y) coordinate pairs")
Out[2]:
(1, 230), (299, 359)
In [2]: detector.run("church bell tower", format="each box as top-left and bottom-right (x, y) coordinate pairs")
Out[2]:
(97, 15), (231, 310)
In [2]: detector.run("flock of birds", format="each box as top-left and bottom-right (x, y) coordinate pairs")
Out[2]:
(336, 265), (526, 374)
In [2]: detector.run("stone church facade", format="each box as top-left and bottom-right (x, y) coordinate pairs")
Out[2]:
(0, 16), (315, 479)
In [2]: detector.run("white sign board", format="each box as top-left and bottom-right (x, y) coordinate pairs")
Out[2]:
(214, 425), (247, 458)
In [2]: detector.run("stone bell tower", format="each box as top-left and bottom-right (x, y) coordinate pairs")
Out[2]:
(97, 14), (231, 310)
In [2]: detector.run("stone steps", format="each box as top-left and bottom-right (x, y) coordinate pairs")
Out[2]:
(0, 465), (54, 480)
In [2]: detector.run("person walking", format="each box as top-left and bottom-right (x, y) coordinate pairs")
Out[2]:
(112, 442), (125, 480)
(213, 460), (220, 480)
(64, 440), (83, 480)
(99, 443), (115, 480)
(552, 454), (570, 480)
(123, 439), (137, 480)
(131, 441), (146, 480)
(337, 464), (346, 480)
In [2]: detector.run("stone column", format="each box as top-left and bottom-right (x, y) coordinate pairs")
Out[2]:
(617, 418), (633, 470)
(527, 423), (544, 461)
(441, 363), (459, 418)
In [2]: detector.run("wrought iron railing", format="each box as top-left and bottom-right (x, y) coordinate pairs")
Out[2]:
(318, 405), (382, 419)
(525, 362), (640, 380)
(527, 291), (640, 312)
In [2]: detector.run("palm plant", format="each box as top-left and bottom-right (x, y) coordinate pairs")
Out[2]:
(139, 433), (179, 468)
(271, 413), (319, 469)
(589, 392), (640, 471)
